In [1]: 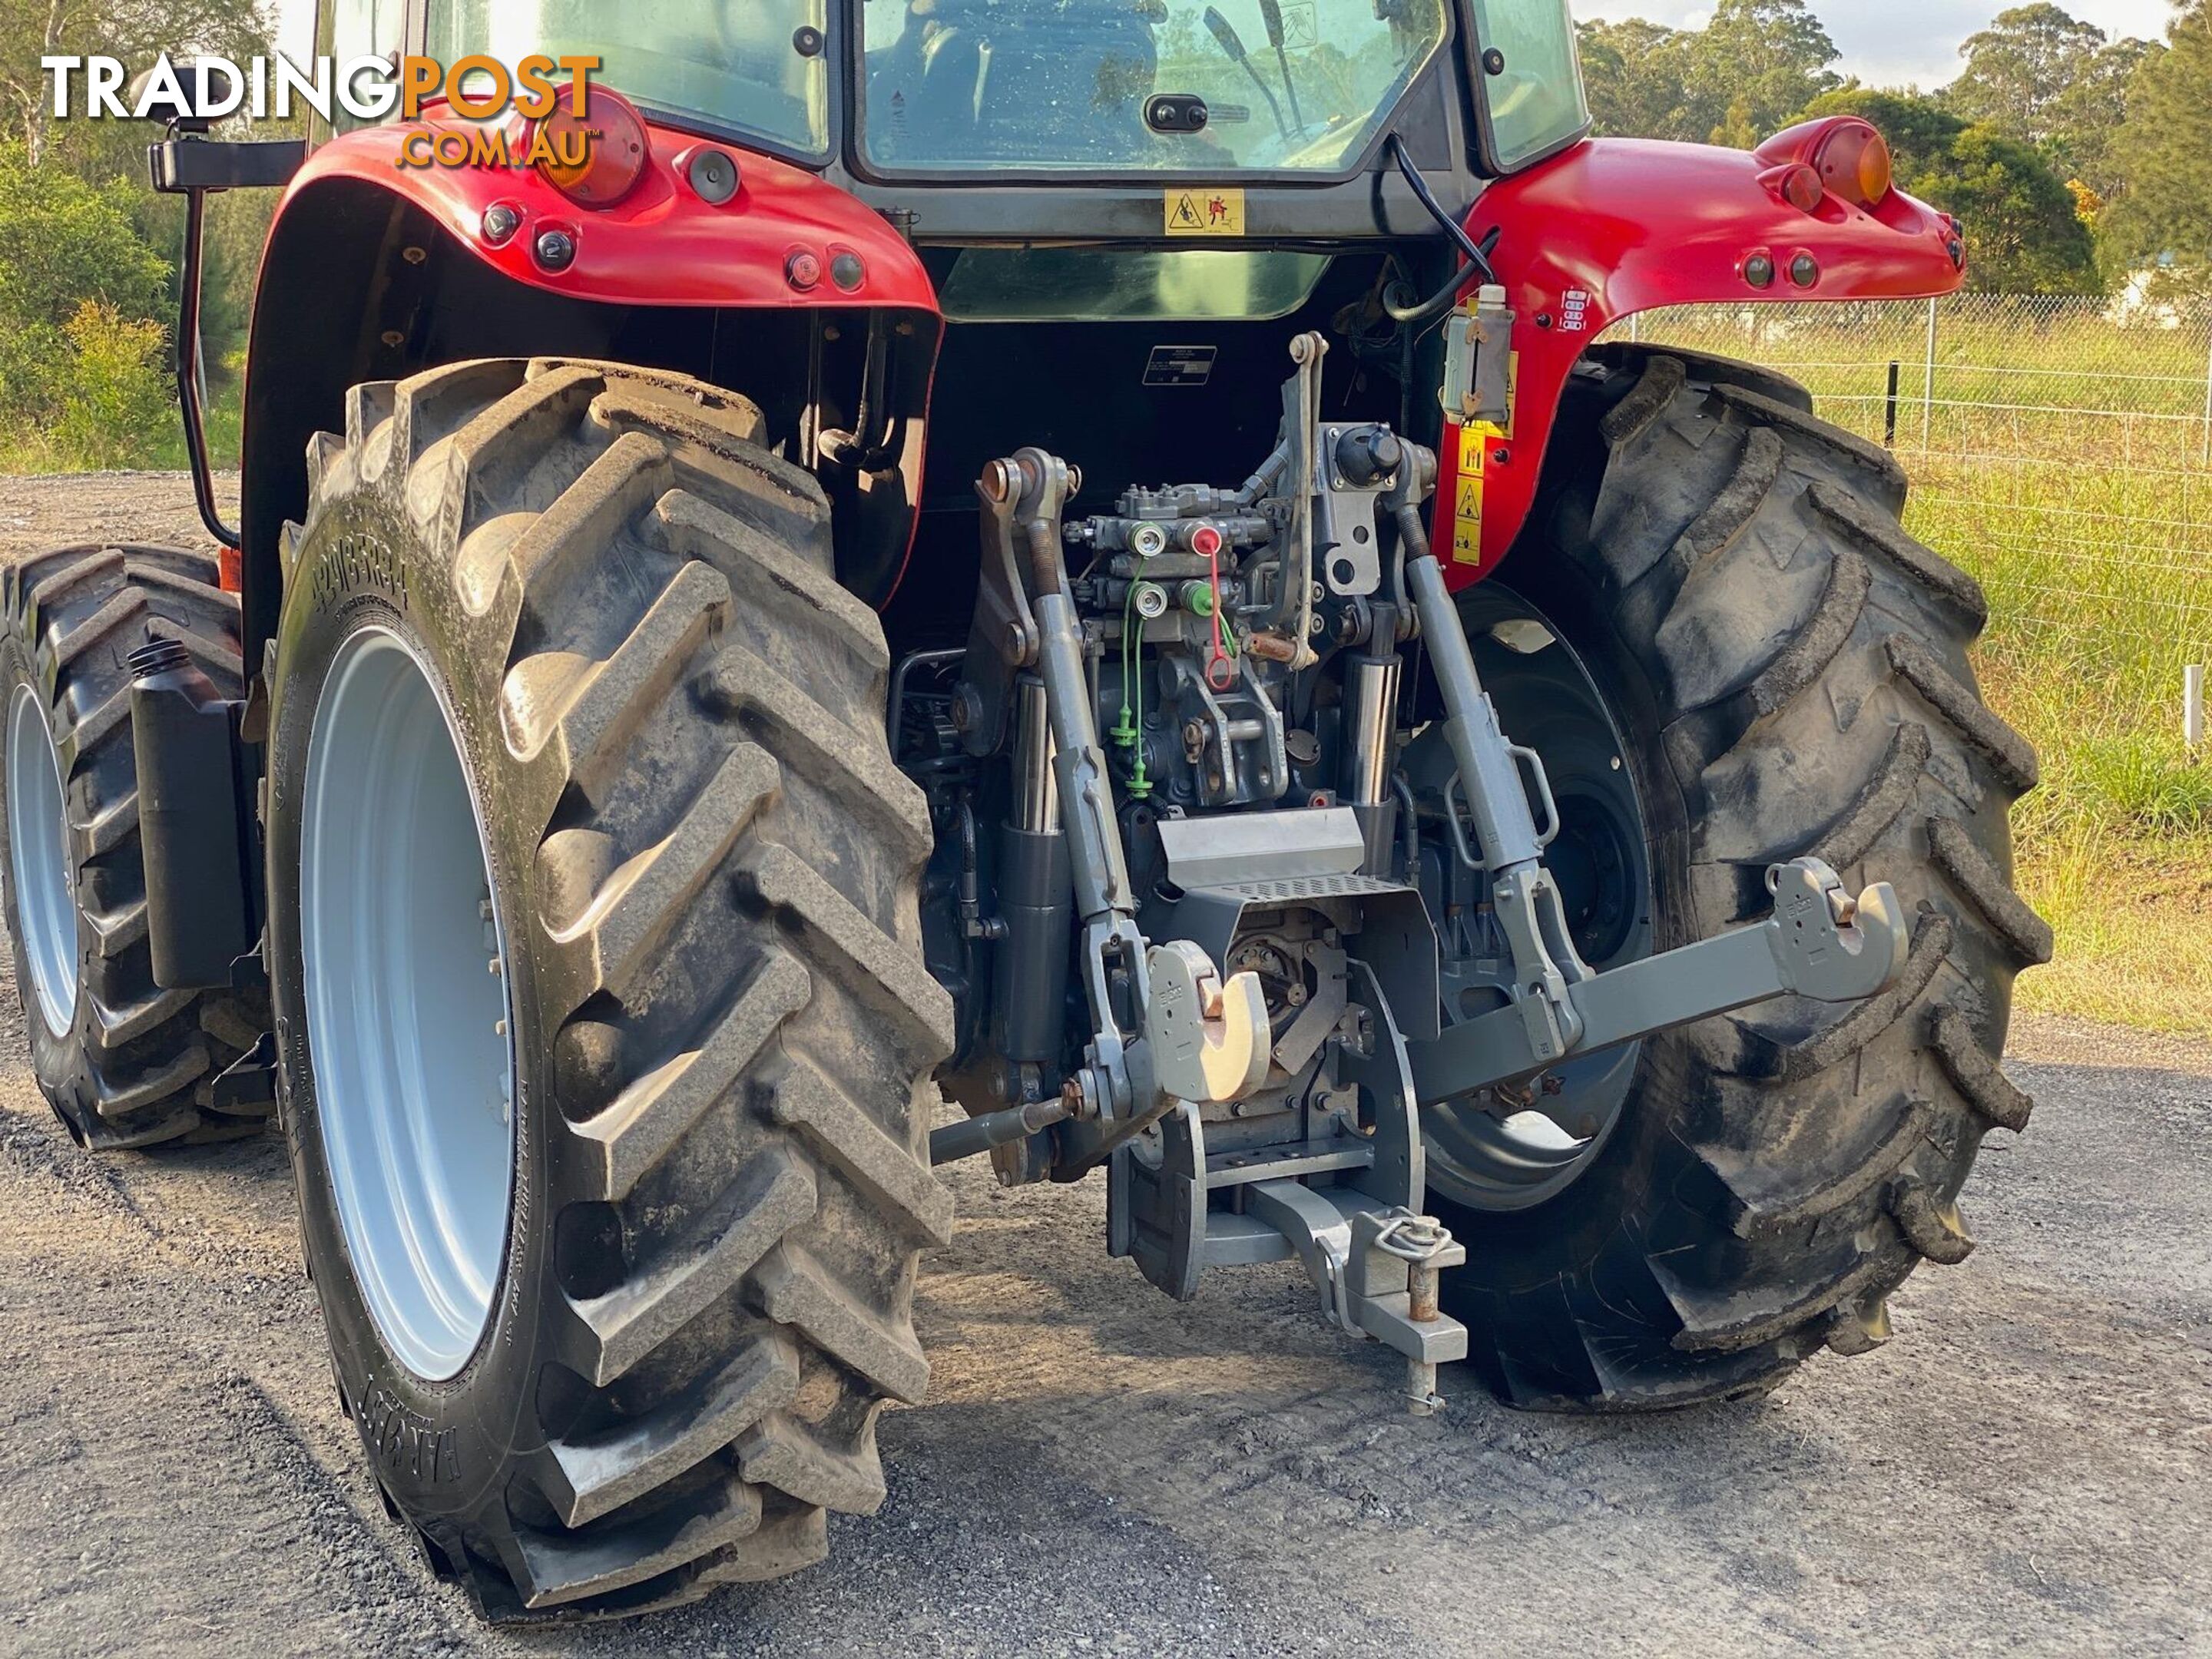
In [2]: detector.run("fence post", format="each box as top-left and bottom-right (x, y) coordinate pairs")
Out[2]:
(2200, 313), (2211, 468)
(2188, 665), (2206, 757)
(1885, 360), (1900, 449)
(1921, 296), (1939, 449)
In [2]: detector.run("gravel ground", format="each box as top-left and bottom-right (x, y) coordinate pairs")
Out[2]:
(0, 475), (2207, 1657)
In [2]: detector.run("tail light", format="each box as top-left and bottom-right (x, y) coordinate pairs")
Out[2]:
(533, 82), (649, 209)
(1758, 162), (1824, 214)
(1753, 116), (1895, 213)
(1812, 121), (1893, 209)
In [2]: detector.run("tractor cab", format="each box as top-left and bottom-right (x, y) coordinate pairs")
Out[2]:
(396, 0), (1588, 180)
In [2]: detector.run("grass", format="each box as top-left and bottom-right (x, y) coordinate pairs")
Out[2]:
(1638, 297), (2212, 1038)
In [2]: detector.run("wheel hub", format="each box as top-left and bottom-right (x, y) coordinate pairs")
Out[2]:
(300, 628), (515, 1382)
(1416, 585), (1657, 1213)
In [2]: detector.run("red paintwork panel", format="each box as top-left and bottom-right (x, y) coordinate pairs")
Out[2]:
(270, 115), (939, 315)
(1435, 137), (1965, 586)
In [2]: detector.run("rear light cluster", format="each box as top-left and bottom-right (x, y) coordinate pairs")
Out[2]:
(1739, 115), (1906, 293)
(471, 84), (750, 267)
(1816, 121), (1895, 209)
(1753, 117), (1895, 214)
(533, 81), (648, 206)
(521, 84), (747, 210)
(1739, 250), (1820, 290)
(783, 248), (869, 293)
(465, 84), (864, 293)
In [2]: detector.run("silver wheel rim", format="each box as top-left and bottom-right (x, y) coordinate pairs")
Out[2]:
(8, 683), (78, 1037)
(301, 628), (515, 1382)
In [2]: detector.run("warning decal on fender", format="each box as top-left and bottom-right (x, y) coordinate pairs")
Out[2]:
(1452, 424), (1485, 565)
(1144, 346), (1218, 387)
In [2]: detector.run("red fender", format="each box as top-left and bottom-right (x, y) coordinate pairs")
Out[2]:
(238, 111), (942, 645)
(1435, 135), (1965, 585)
(263, 113), (939, 314)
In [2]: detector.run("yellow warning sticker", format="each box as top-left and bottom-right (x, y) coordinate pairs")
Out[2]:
(1451, 429), (1485, 565)
(1464, 351), (1521, 441)
(1165, 187), (1245, 236)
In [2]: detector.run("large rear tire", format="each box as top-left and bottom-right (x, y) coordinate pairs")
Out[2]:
(267, 359), (953, 1618)
(1435, 349), (2048, 1407)
(0, 544), (268, 1149)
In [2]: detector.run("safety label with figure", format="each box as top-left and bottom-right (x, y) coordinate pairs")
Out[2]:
(1164, 187), (1245, 236)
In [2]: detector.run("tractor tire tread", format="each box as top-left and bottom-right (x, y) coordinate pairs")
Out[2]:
(1449, 349), (2041, 1410)
(302, 357), (949, 1621)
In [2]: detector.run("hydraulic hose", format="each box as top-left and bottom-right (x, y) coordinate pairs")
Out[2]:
(1385, 132), (1499, 293)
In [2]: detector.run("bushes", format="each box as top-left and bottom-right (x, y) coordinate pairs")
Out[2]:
(0, 152), (169, 325)
(48, 303), (175, 470)
(0, 147), (180, 471)
(0, 300), (176, 473)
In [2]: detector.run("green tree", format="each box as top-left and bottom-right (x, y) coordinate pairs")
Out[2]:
(2101, 2), (2212, 286)
(2045, 34), (2160, 197)
(1576, 18), (1696, 139)
(0, 141), (169, 326)
(1690, 0), (1842, 147)
(0, 143), (174, 460)
(0, 0), (283, 416)
(1945, 5), (2160, 197)
(1578, 1), (1840, 146)
(0, 0), (273, 171)
(1948, 5), (2109, 143)
(1800, 88), (2101, 291)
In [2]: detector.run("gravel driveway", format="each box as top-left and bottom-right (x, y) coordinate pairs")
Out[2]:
(0, 475), (2205, 1657)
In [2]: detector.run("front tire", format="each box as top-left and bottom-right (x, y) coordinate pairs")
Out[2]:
(1435, 349), (2048, 1407)
(269, 359), (953, 1618)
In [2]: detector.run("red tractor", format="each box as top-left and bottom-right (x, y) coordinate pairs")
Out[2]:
(2, 0), (2044, 1623)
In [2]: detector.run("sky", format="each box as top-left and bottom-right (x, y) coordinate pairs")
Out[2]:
(1568, 1), (2185, 91)
(274, 0), (2187, 92)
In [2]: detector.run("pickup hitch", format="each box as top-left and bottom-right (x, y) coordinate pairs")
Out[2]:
(1397, 528), (1909, 1106)
(1406, 855), (1906, 1106)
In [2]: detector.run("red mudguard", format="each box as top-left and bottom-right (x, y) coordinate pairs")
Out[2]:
(1435, 136), (1966, 586)
(264, 115), (938, 315)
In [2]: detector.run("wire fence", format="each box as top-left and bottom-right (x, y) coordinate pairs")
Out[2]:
(1609, 293), (2212, 667)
